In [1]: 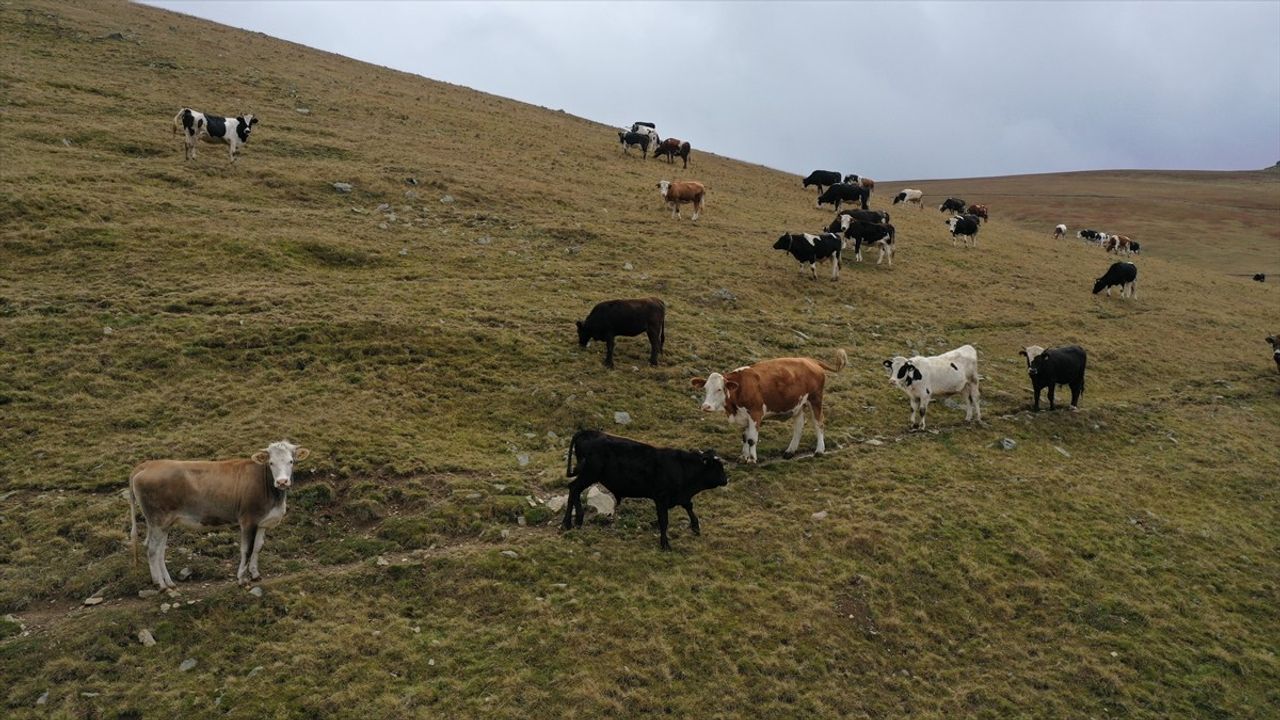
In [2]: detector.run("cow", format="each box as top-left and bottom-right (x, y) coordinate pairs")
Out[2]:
(1077, 229), (1104, 242)
(128, 440), (310, 589)
(946, 214), (982, 247)
(826, 209), (889, 233)
(561, 430), (727, 551)
(1093, 261), (1137, 298)
(816, 183), (869, 211)
(1104, 234), (1135, 255)
(172, 107), (258, 163)
(619, 131), (651, 158)
(1129, 241), (1141, 254)
(653, 138), (692, 168)
(1021, 345), (1087, 411)
(803, 170), (843, 193)
(939, 198), (967, 214)
(1267, 335), (1280, 373)
(838, 216), (896, 265)
(892, 189), (924, 209)
(967, 204), (989, 222)
(882, 345), (981, 430)
(843, 174), (875, 195)
(1053, 224), (1067, 240)
(657, 179), (705, 220)
(691, 350), (847, 463)
(576, 297), (665, 368)
(773, 232), (844, 280)
(1253, 273), (1266, 282)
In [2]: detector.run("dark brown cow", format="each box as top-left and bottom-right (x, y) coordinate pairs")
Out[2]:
(692, 350), (847, 462)
(128, 440), (310, 589)
(967, 204), (989, 222)
(653, 138), (692, 168)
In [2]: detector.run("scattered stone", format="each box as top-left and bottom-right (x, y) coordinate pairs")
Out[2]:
(428, 658), (435, 666)
(378, 222), (389, 230)
(613, 411), (632, 425)
(178, 567), (192, 581)
(83, 596), (104, 606)
(811, 510), (829, 521)
(516, 453), (530, 467)
(160, 602), (171, 613)
(1053, 446), (1071, 458)
(623, 262), (634, 271)
(376, 203), (391, 212)
(546, 431), (558, 441)
(179, 658), (197, 672)
(440, 195), (454, 204)
(294, 107), (310, 115)
(376, 556), (390, 567)
(248, 586), (264, 598)
(247, 666), (264, 678)
(500, 529), (510, 539)
(585, 486), (616, 517)
(102, 326), (114, 336)
(332, 182), (353, 193)
(137, 588), (159, 599)
(405, 177), (418, 186)
(36, 691), (48, 706)
(399, 247), (409, 256)
(404, 189), (418, 200)
(62, 138), (72, 147)
(546, 495), (567, 512)
(476, 236), (491, 245)
(794, 330), (811, 341)
(138, 629), (156, 647)
(517, 515), (527, 526)
(386, 213), (398, 223)
(864, 439), (883, 446)
(999, 438), (1017, 451)
(710, 288), (737, 303)
(500, 550), (519, 559)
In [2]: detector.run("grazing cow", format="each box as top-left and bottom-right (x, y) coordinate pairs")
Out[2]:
(1092, 261), (1137, 298)
(946, 214), (982, 247)
(576, 297), (665, 368)
(1104, 234), (1136, 255)
(561, 430), (726, 550)
(653, 138), (692, 168)
(883, 345), (981, 430)
(773, 232), (844, 280)
(838, 216), (896, 265)
(692, 350), (847, 463)
(939, 198), (967, 214)
(816, 183), (869, 211)
(803, 170), (843, 193)
(657, 179), (705, 220)
(1021, 345), (1087, 411)
(892, 189), (924, 208)
(619, 131), (651, 157)
(1077, 229), (1104, 242)
(172, 107), (258, 163)
(967, 204), (989, 222)
(1267, 335), (1280, 372)
(128, 440), (310, 589)
(1053, 224), (1067, 240)
(843, 174), (875, 195)
(1253, 273), (1266, 282)
(826, 209), (889, 233)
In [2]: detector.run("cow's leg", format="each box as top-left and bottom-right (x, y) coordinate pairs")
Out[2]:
(908, 396), (920, 429)
(808, 262), (818, 280)
(1105, 286), (1112, 297)
(1047, 384), (1057, 410)
(561, 478), (588, 530)
(248, 527), (267, 581)
(656, 502), (671, 551)
(1129, 282), (1137, 299)
(157, 530), (178, 588)
(237, 523), (258, 585)
(918, 396), (929, 429)
(646, 327), (660, 366)
(145, 526), (169, 589)
(683, 502), (700, 535)
(1070, 382), (1082, 409)
(831, 253), (840, 281)
(1033, 385), (1042, 411)
(783, 408), (806, 458)
(742, 417), (760, 463)
(811, 396), (826, 455)
(691, 199), (701, 221)
(969, 383), (982, 423)
(603, 336), (616, 368)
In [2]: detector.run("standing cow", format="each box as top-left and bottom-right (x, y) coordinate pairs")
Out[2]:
(1053, 224), (1067, 240)
(173, 107), (258, 163)
(946, 214), (982, 247)
(1020, 345), (1087, 410)
(816, 183), (869, 211)
(576, 298), (665, 367)
(657, 180), (705, 220)
(653, 138), (692, 168)
(619, 131), (652, 157)
(892, 189), (924, 209)
(1266, 335), (1280, 373)
(966, 204), (989, 222)
(939, 198), (967, 214)
(883, 345), (981, 430)
(773, 232), (844, 280)
(803, 170), (843, 193)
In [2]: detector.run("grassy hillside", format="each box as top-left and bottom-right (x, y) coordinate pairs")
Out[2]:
(2, 2), (1278, 718)
(891, 170), (1280, 276)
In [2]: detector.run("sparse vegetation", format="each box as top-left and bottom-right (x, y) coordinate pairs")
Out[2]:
(1, 1), (1277, 718)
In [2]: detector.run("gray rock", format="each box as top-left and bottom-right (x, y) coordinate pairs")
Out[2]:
(102, 326), (114, 336)
(585, 486), (616, 517)
(546, 431), (558, 441)
(399, 247), (409, 256)
(1053, 446), (1072, 458)
(546, 495), (567, 512)
(160, 602), (171, 613)
(864, 439), (884, 446)
(500, 550), (519, 559)
(62, 138), (72, 147)
(376, 203), (391, 212)
(613, 411), (632, 425)
(83, 596), (104, 606)
(623, 262), (634, 271)
(138, 629), (156, 647)
(332, 182), (353, 193)
(178, 567), (192, 581)
(247, 666), (264, 678)
(376, 556), (390, 567)
(404, 189), (418, 200)
(711, 288), (737, 303)
(294, 107), (310, 115)
(811, 510), (829, 521)
(516, 453), (530, 467)
(440, 195), (454, 204)
(138, 588), (158, 598)
(248, 586), (263, 597)
(476, 236), (491, 245)
(36, 691), (48, 706)
(378, 222), (389, 230)
(179, 658), (197, 672)
(999, 438), (1017, 451)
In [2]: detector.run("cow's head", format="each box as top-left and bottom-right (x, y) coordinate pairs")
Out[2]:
(575, 320), (590, 347)
(1091, 275), (1108, 294)
(691, 373), (734, 413)
(252, 440), (310, 489)
(882, 357), (921, 387)
(773, 234), (794, 251)
(657, 180), (671, 197)
(945, 216), (959, 230)
(1027, 351), (1053, 379)
(1019, 345), (1046, 370)
(694, 450), (728, 490)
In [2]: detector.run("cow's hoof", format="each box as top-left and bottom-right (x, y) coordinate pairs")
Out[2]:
(782, 451), (795, 459)
(251, 575), (262, 582)
(237, 578), (249, 587)
(814, 450), (825, 457)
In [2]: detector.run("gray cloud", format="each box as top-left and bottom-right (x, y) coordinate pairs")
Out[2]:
(146, 1), (1280, 179)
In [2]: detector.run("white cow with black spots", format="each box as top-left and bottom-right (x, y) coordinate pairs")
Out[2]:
(172, 107), (259, 163)
(883, 344), (981, 429)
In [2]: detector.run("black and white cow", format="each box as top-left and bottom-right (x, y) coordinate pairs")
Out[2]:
(172, 107), (258, 162)
(893, 189), (924, 208)
(883, 345), (981, 429)
(946, 214), (981, 247)
(618, 131), (652, 158)
(1267, 335), (1280, 373)
(1020, 345), (1087, 411)
(1077, 229), (1104, 242)
(838, 217), (896, 265)
(1129, 241), (1141, 255)
(773, 232), (844, 280)
(816, 183), (869, 211)
(576, 298), (666, 367)
(1092, 262), (1137, 298)
(826, 209), (889, 233)
(939, 197), (967, 214)
(561, 430), (727, 551)
(803, 170), (843, 193)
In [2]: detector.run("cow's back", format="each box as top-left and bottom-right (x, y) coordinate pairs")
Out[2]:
(737, 358), (827, 412)
(132, 459), (258, 521)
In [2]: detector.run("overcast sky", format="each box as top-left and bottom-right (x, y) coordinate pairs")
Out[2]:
(145, 1), (1280, 180)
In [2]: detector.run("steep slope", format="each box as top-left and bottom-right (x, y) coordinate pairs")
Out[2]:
(1, 2), (1277, 718)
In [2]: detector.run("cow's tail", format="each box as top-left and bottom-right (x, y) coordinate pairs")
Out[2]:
(172, 109), (184, 135)
(887, 224), (896, 245)
(818, 349), (848, 373)
(566, 431), (583, 477)
(127, 471), (139, 568)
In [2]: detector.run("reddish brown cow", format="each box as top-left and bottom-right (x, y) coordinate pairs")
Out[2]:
(967, 204), (989, 222)
(692, 350), (847, 463)
(653, 138), (692, 168)
(657, 179), (705, 220)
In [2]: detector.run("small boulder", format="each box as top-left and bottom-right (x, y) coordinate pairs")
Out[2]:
(332, 182), (353, 193)
(613, 411), (632, 425)
(248, 586), (263, 598)
(83, 596), (104, 606)
(294, 107), (310, 115)
(138, 629), (156, 647)
(998, 438), (1017, 451)
(500, 550), (518, 559)
(546, 495), (568, 512)
(516, 453), (530, 467)
(177, 567), (192, 581)
(178, 658), (197, 672)
(440, 195), (454, 204)
(811, 510), (829, 521)
(585, 486), (616, 517)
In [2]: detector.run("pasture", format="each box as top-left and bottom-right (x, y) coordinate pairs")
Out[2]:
(1, 1), (1278, 718)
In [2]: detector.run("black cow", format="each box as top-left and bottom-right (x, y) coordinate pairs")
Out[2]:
(816, 183), (869, 211)
(803, 170), (843, 192)
(946, 214), (981, 246)
(1267, 336), (1280, 373)
(839, 218), (896, 265)
(773, 232), (844, 280)
(561, 430), (727, 550)
(939, 197), (967, 213)
(576, 298), (665, 367)
(1254, 273), (1267, 282)
(826, 209), (889, 233)
(1022, 345), (1087, 411)
(618, 131), (651, 157)
(1092, 262), (1137, 298)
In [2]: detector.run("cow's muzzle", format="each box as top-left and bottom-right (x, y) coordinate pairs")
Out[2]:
(274, 479), (291, 489)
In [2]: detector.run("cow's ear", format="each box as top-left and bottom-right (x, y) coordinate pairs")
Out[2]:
(882, 359), (893, 369)
(251, 450), (269, 465)
(1268, 336), (1276, 345)
(690, 378), (706, 389)
(294, 447), (310, 461)
(1018, 349), (1027, 358)
(724, 380), (739, 393)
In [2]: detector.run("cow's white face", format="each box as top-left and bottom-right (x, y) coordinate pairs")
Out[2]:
(1019, 345), (1045, 369)
(883, 356), (915, 387)
(657, 180), (671, 197)
(691, 373), (730, 413)
(252, 440), (311, 489)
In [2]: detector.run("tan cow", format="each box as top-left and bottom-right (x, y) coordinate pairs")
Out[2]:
(128, 440), (310, 589)
(692, 350), (847, 463)
(657, 179), (705, 220)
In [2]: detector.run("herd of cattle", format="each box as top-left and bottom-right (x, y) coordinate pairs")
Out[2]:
(127, 111), (1275, 590)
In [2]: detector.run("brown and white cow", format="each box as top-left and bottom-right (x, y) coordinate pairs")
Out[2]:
(657, 180), (705, 220)
(1104, 234), (1134, 255)
(128, 440), (310, 589)
(692, 350), (847, 463)
(653, 138), (692, 168)
(967, 204), (989, 222)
